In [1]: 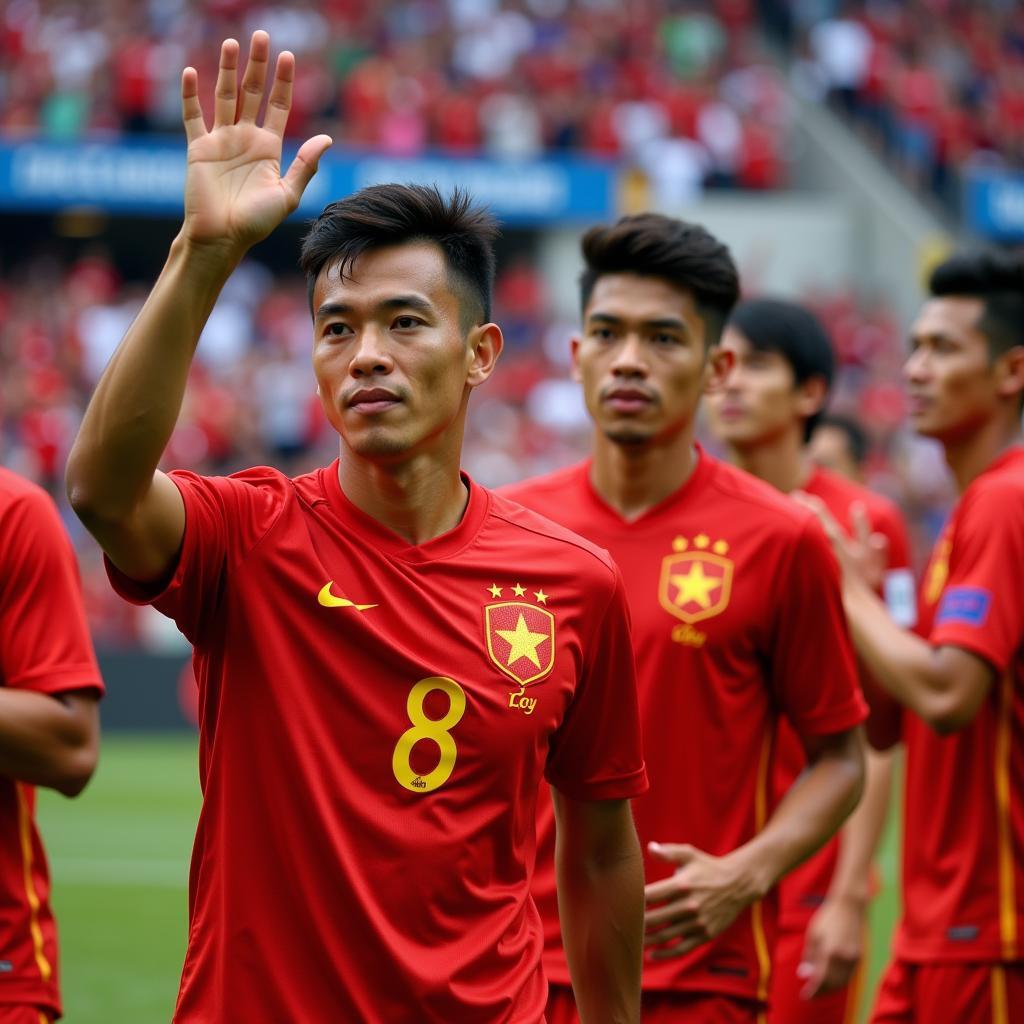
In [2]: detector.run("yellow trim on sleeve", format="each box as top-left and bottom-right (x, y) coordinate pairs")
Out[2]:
(991, 964), (1008, 1024)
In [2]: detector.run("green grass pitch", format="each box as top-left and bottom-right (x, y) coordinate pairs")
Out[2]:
(38, 735), (900, 1023)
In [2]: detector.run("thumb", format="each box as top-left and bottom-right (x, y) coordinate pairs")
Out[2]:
(648, 841), (697, 866)
(282, 134), (333, 206)
(798, 932), (825, 1000)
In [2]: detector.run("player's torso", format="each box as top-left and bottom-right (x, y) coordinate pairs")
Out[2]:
(899, 516), (1024, 963)
(506, 459), (797, 998)
(180, 491), (601, 1020)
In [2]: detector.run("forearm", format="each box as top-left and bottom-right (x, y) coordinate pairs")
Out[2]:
(0, 690), (98, 797)
(843, 581), (968, 727)
(67, 234), (240, 522)
(825, 747), (893, 905)
(557, 821), (643, 1023)
(732, 735), (865, 898)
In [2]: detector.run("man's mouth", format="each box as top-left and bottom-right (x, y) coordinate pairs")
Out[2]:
(347, 388), (402, 414)
(603, 387), (656, 413)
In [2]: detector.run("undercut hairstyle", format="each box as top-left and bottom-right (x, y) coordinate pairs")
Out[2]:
(819, 413), (869, 467)
(728, 297), (835, 441)
(579, 213), (740, 344)
(300, 184), (499, 330)
(929, 249), (1024, 360)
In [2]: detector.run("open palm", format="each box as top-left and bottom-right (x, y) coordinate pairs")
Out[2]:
(180, 32), (332, 253)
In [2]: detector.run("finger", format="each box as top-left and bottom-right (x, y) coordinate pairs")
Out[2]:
(793, 492), (840, 540)
(181, 67), (206, 143)
(850, 501), (872, 547)
(647, 932), (708, 959)
(281, 134), (333, 209)
(264, 50), (295, 137)
(238, 30), (271, 123)
(644, 899), (698, 928)
(213, 37), (240, 129)
(798, 956), (826, 1000)
(644, 918), (705, 948)
(648, 841), (696, 865)
(644, 874), (692, 906)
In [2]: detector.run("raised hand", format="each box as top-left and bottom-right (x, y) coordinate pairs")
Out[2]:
(180, 31), (332, 256)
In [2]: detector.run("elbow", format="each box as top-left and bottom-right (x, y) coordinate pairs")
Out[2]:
(53, 740), (99, 799)
(924, 699), (978, 736)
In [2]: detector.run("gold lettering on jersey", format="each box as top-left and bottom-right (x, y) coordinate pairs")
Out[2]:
(924, 536), (951, 606)
(484, 590), (556, 687)
(671, 623), (708, 647)
(659, 536), (733, 626)
(507, 686), (538, 715)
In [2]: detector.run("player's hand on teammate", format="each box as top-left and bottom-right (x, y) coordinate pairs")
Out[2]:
(179, 30), (332, 257)
(794, 493), (889, 593)
(642, 842), (766, 959)
(797, 893), (865, 998)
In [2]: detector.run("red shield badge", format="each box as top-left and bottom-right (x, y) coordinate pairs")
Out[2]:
(658, 551), (732, 625)
(485, 602), (555, 686)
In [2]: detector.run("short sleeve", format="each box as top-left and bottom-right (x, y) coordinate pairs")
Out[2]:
(545, 568), (648, 801)
(0, 489), (103, 696)
(770, 517), (867, 737)
(930, 483), (1024, 674)
(105, 468), (287, 645)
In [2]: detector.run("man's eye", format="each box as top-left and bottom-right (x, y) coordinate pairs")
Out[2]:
(652, 333), (677, 345)
(326, 323), (350, 337)
(592, 328), (615, 341)
(394, 316), (421, 329)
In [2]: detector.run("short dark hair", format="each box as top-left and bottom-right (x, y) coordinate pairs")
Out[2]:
(818, 413), (869, 466)
(300, 183), (499, 329)
(578, 213), (740, 344)
(928, 249), (1024, 360)
(728, 297), (835, 441)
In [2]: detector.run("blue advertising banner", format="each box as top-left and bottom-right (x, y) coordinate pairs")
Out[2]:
(964, 170), (1024, 241)
(0, 138), (618, 224)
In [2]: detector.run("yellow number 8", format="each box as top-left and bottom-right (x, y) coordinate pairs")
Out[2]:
(392, 676), (467, 794)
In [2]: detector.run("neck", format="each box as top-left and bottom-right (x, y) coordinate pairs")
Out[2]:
(337, 443), (469, 544)
(728, 427), (811, 495)
(589, 426), (697, 521)
(942, 413), (1023, 494)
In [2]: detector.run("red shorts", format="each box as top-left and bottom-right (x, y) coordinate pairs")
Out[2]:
(870, 959), (1024, 1024)
(769, 925), (865, 1024)
(546, 983), (766, 1023)
(0, 1009), (54, 1024)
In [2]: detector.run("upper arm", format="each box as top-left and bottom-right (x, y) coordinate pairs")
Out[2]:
(78, 469), (185, 584)
(798, 723), (865, 768)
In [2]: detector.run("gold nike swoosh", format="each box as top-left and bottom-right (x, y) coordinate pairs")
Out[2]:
(317, 582), (378, 612)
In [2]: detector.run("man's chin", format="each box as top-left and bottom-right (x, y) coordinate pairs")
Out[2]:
(604, 426), (655, 447)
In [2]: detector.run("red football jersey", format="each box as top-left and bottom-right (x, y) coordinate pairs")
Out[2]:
(106, 462), (646, 1022)
(773, 466), (913, 932)
(0, 468), (104, 1016)
(897, 446), (1024, 964)
(501, 448), (865, 1003)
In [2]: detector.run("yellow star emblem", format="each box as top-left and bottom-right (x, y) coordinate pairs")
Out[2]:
(511, 583), (527, 597)
(671, 562), (722, 609)
(534, 589), (549, 605)
(488, 584), (503, 598)
(496, 614), (548, 669)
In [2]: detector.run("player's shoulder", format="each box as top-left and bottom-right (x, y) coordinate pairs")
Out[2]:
(172, 463), (322, 507)
(497, 461), (589, 508)
(810, 466), (904, 528)
(966, 449), (1024, 504)
(486, 486), (618, 584)
(706, 457), (817, 542)
(0, 466), (53, 511)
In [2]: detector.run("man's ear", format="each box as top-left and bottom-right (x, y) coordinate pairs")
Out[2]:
(704, 345), (735, 394)
(796, 374), (829, 420)
(466, 322), (504, 388)
(995, 345), (1024, 405)
(570, 336), (583, 383)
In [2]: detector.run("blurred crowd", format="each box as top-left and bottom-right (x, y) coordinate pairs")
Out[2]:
(775, 0), (1024, 211)
(0, 0), (791, 203)
(0, 247), (953, 650)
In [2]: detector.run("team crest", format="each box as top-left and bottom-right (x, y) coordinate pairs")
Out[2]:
(659, 535), (733, 625)
(485, 598), (555, 687)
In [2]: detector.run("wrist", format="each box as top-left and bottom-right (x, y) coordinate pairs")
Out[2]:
(171, 231), (246, 278)
(726, 844), (775, 903)
(825, 883), (871, 910)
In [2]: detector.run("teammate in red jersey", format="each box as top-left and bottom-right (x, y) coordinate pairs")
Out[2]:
(65, 31), (646, 1023)
(0, 469), (102, 1024)
(800, 251), (1024, 1022)
(706, 298), (915, 1023)
(501, 215), (866, 1023)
